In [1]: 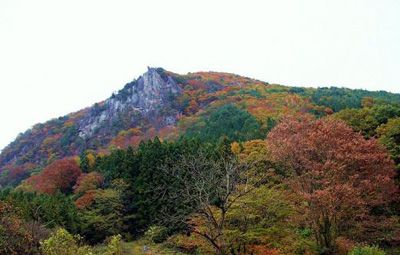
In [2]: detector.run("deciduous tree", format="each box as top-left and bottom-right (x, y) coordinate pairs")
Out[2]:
(266, 115), (398, 252)
(159, 152), (266, 254)
(25, 158), (81, 194)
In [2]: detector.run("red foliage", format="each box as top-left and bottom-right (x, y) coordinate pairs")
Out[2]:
(8, 166), (24, 180)
(266, 115), (398, 248)
(3, 163), (36, 185)
(26, 158), (82, 194)
(0, 163), (36, 186)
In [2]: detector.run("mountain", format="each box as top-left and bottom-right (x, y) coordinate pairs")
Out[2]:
(1, 67), (400, 187)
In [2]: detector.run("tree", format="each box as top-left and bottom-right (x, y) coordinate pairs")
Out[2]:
(40, 228), (93, 255)
(93, 138), (206, 236)
(377, 117), (400, 173)
(295, 86), (400, 112)
(0, 190), (80, 234)
(333, 103), (400, 138)
(73, 172), (104, 195)
(186, 99), (199, 114)
(266, 115), (398, 252)
(348, 245), (386, 255)
(159, 152), (266, 254)
(78, 180), (126, 243)
(79, 151), (90, 173)
(24, 158), (82, 194)
(0, 201), (37, 255)
(184, 104), (263, 142)
(332, 108), (379, 137)
(225, 185), (315, 255)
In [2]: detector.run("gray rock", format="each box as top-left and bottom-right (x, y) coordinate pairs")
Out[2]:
(78, 67), (182, 139)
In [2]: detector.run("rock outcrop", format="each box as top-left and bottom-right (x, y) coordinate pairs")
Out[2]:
(78, 67), (182, 139)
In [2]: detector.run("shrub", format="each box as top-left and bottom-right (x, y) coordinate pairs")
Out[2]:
(144, 225), (168, 243)
(348, 245), (385, 255)
(40, 228), (93, 255)
(104, 234), (123, 255)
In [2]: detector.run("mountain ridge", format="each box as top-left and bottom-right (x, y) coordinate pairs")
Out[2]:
(1, 67), (400, 188)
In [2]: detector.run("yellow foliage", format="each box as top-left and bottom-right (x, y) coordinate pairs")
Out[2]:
(86, 153), (96, 169)
(231, 142), (241, 155)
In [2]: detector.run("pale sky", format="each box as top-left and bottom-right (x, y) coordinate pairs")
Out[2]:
(0, 0), (399, 151)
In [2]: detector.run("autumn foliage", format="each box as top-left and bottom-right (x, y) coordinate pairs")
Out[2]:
(266, 115), (398, 250)
(1, 69), (400, 253)
(25, 158), (82, 194)
(73, 172), (104, 194)
(73, 172), (104, 209)
(0, 201), (34, 254)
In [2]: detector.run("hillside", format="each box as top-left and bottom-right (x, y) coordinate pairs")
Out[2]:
(1, 68), (400, 255)
(1, 67), (400, 188)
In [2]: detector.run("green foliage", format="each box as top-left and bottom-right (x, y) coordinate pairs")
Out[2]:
(333, 108), (379, 137)
(103, 234), (123, 255)
(184, 104), (263, 142)
(79, 187), (125, 243)
(80, 151), (90, 173)
(130, 138), (208, 234)
(144, 225), (169, 243)
(333, 103), (400, 137)
(226, 185), (316, 254)
(0, 190), (79, 233)
(295, 86), (400, 112)
(377, 117), (400, 172)
(94, 147), (137, 182)
(94, 138), (221, 237)
(61, 125), (79, 148)
(348, 245), (386, 255)
(40, 228), (93, 255)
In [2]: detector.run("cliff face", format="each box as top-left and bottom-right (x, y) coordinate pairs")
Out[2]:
(78, 67), (182, 139)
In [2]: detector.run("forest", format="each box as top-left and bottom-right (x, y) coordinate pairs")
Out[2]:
(1, 70), (400, 255)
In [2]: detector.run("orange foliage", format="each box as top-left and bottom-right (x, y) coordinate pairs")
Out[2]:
(231, 142), (241, 155)
(248, 245), (280, 255)
(158, 125), (179, 140)
(335, 237), (355, 255)
(75, 190), (97, 209)
(186, 99), (200, 114)
(111, 128), (144, 149)
(25, 158), (81, 194)
(73, 171), (103, 194)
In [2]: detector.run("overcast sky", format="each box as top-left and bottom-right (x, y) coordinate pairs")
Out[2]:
(0, 0), (399, 151)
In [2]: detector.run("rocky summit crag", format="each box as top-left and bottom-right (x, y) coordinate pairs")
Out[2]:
(78, 67), (182, 139)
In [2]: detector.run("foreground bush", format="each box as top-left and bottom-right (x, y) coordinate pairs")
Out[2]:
(348, 245), (385, 255)
(41, 228), (123, 255)
(104, 234), (123, 255)
(144, 225), (168, 243)
(40, 228), (93, 255)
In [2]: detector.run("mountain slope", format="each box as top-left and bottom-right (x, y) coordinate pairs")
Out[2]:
(1, 67), (400, 187)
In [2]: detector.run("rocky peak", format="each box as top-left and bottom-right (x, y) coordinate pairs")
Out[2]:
(78, 67), (182, 139)
(120, 67), (182, 112)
